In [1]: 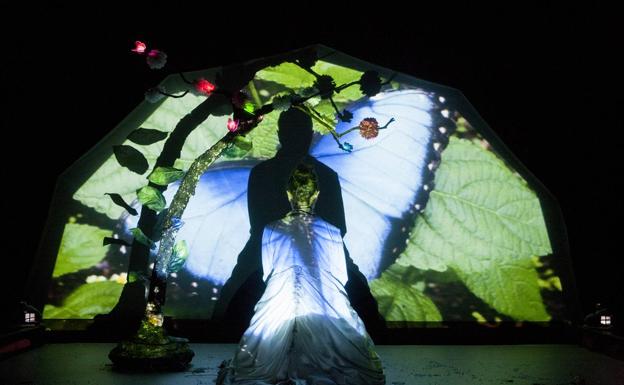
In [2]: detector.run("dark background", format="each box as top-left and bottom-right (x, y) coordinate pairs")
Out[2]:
(2, 4), (621, 329)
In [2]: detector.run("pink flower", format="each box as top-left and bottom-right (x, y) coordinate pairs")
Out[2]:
(194, 78), (216, 95)
(146, 49), (167, 69)
(131, 41), (147, 54)
(227, 118), (240, 132)
(358, 117), (380, 139)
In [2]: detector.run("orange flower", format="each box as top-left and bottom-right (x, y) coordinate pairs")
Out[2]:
(359, 117), (379, 139)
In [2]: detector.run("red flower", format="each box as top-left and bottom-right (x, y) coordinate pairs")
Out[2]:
(227, 118), (240, 132)
(131, 41), (147, 54)
(194, 78), (216, 95)
(359, 117), (380, 139)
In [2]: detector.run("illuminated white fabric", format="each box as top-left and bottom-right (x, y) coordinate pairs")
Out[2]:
(219, 213), (385, 385)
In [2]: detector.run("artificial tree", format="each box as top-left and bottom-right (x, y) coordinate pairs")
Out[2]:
(105, 43), (396, 370)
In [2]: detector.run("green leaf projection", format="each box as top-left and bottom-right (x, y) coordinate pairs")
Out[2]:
(52, 223), (111, 278)
(370, 266), (443, 322)
(73, 94), (228, 219)
(45, 281), (124, 319)
(255, 62), (316, 89)
(384, 137), (553, 321)
(44, 51), (565, 325)
(456, 259), (549, 321)
(256, 62), (364, 135)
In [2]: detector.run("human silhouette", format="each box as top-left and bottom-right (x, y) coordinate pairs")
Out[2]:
(214, 108), (385, 339)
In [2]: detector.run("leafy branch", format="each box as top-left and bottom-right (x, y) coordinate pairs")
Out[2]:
(94, 42), (412, 333)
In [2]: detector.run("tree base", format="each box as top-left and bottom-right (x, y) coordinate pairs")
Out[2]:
(108, 319), (194, 372)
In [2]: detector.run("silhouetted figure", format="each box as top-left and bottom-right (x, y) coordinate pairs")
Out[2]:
(214, 108), (385, 339)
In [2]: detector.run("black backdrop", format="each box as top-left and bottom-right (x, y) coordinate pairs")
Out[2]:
(2, 3), (621, 330)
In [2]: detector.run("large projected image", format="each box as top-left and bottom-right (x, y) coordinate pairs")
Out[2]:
(43, 58), (563, 325)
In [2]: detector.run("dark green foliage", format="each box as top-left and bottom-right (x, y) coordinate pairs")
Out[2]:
(113, 145), (149, 174)
(127, 128), (168, 145)
(359, 70), (382, 97)
(105, 193), (138, 216)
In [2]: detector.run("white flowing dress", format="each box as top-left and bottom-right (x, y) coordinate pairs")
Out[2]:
(218, 212), (385, 385)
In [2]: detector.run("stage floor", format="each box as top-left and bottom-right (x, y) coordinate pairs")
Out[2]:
(1, 343), (622, 385)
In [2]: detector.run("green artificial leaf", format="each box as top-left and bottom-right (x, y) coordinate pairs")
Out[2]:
(370, 265), (442, 322)
(168, 240), (189, 273)
(104, 193), (138, 216)
(148, 166), (185, 186)
(52, 223), (111, 277)
(130, 227), (155, 249)
(455, 259), (551, 321)
(255, 62), (316, 89)
(112, 145), (149, 175)
(242, 101), (256, 114)
(127, 128), (168, 145)
(233, 135), (253, 151)
(136, 185), (166, 212)
(43, 281), (124, 319)
(396, 137), (552, 320)
(74, 94), (229, 219)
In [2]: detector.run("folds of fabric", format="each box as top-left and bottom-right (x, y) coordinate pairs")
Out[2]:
(219, 215), (384, 385)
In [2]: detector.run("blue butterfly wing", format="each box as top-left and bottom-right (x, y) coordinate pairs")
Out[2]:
(123, 90), (451, 285)
(311, 90), (448, 280)
(170, 162), (259, 285)
(126, 161), (259, 286)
